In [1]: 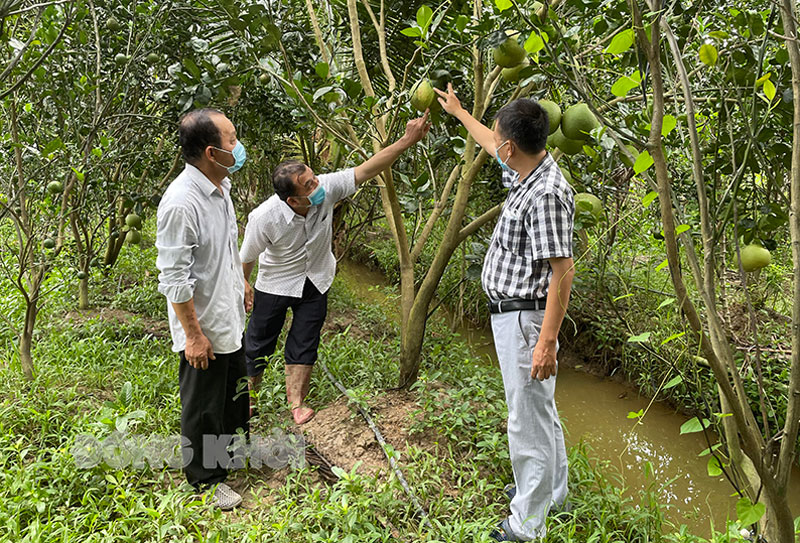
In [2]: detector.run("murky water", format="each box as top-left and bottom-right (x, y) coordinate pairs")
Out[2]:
(336, 259), (800, 536)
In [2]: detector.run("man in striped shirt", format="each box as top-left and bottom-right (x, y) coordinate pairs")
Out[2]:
(435, 86), (575, 541)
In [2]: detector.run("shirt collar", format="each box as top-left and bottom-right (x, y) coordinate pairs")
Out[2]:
(277, 198), (297, 223)
(517, 152), (553, 188)
(185, 163), (226, 197)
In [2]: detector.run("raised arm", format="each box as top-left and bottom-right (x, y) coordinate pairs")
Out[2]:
(353, 111), (431, 185)
(434, 83), (496, 156)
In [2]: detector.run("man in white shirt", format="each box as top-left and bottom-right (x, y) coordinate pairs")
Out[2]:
(240, 112), (431, 425)
(156, 108), (250, 510)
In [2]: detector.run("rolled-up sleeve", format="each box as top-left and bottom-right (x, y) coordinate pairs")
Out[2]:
(156, 205), (198, 304)
(321, 167), (356, 203)
(525, 192), (574, 261)
(239, 210), (270, 264)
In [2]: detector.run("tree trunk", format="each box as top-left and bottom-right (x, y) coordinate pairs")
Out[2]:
(398, 313), (428, 388)
(760, 489), (796, 543)
(78, 276), (89, 310)
(20, 300), (37, 380)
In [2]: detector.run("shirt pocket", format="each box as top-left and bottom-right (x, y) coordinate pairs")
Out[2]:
(496, 210), (529, 256)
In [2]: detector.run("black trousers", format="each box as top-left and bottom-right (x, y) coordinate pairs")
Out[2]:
(179, 346), (249, 489)
(245, 278), (328, 377)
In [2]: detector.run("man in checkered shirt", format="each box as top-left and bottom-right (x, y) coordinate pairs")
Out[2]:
(435, 85), (575, 541)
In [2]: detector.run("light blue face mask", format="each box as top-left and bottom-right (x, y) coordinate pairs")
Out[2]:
(308, 184), (326, 206)
(213, 141), (247, 174)
(495, 140), (513, 173)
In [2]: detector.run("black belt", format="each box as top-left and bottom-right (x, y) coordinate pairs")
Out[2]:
(488, 298), (547, 314)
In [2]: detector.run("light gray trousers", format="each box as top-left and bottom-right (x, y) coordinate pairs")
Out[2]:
(491, 309), (569, 541)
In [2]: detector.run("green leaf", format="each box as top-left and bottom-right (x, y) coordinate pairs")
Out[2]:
(663, 375), (683, 389)
(314, 62), (329, 79)
(655, 258), (669, 272)
(675, 224), (690, 235)
(627, 409), (644, 419)
(312, 85), (335, 101)
(763, 80), (776, 101)
(736, 497), (766, 526)
(416, 5), (433, 29)
(680, 417), (709, 434)
(525, 32), (545, 54)
(699, 44), (718, 66)
(707, 456), (723, 477)
(456, 14), (469, 33)
(662, 115), (677, 137)
(657, 298), (675, 309)
(627, 332), (651, 343)
(400, 27), (421, 37)
(611, 70), (642, 97)
(71, 168), (85, 182)
(633, 150), (654, 174)
(698, 443), (723, 457)
(708, 31), (729, 40)
(642, 190), (658, 208)
(606, 29), (634, 55)
(42, 137), (64, 156)
(613, 293), (634, 302)
(120, 381), (133, 407)
(494, 0), (512, 11)
(661, 332), (685, 346)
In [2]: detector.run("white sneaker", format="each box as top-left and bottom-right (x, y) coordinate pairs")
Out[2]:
(211, 482), (242, 510)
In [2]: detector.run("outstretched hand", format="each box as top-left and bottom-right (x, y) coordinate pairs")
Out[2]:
(403, 109), (432, 145)
(433, 83), (464, 116)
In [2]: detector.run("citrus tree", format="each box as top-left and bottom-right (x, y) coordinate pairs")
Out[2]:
(488, 0), (799, 538)
(0, 0), (279, 378)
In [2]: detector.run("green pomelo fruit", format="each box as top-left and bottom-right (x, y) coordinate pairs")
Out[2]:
(126, 229), (142, 245)
(740, 244), (771, 272)
(561, 103), (599, 140)
(114, 53), (128, 66)
(575, 192), (603, 228)
(77, 271), (88, 280)
(47, 181), (64, 194)
(559, 167), (572, 184)
(125, 213), (142, 229)
(146, 52), (159, 64)
(493, 31), (526, 68)
(575, 193), (603, 217)
(410, 79), (435, 112)
(105, 17), (121, 32)
(538, 99), (561, 135)
(549, 127), (584, 155)
(43, 238), (56, 249)
(501, 58), (531, 83)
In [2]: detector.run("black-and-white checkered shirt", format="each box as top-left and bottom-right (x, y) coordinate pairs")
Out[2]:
(481, 153), (575, 302)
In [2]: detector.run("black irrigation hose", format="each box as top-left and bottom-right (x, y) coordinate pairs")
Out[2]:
(317, 358), (432, 530)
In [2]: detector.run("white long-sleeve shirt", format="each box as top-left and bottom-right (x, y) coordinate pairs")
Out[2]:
(156, 164), (245, 354)
(239, 168), (355, 297)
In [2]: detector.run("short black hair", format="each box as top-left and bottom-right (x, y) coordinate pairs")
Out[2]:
(494, 99), (549, 155)
(272, 160), (308, 201)
(178, 108), (224, 164)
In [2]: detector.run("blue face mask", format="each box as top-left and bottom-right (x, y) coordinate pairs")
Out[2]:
(495, 140), (513, 173)
(213, 141), (247, 174)
(308, 184), (326, 206)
